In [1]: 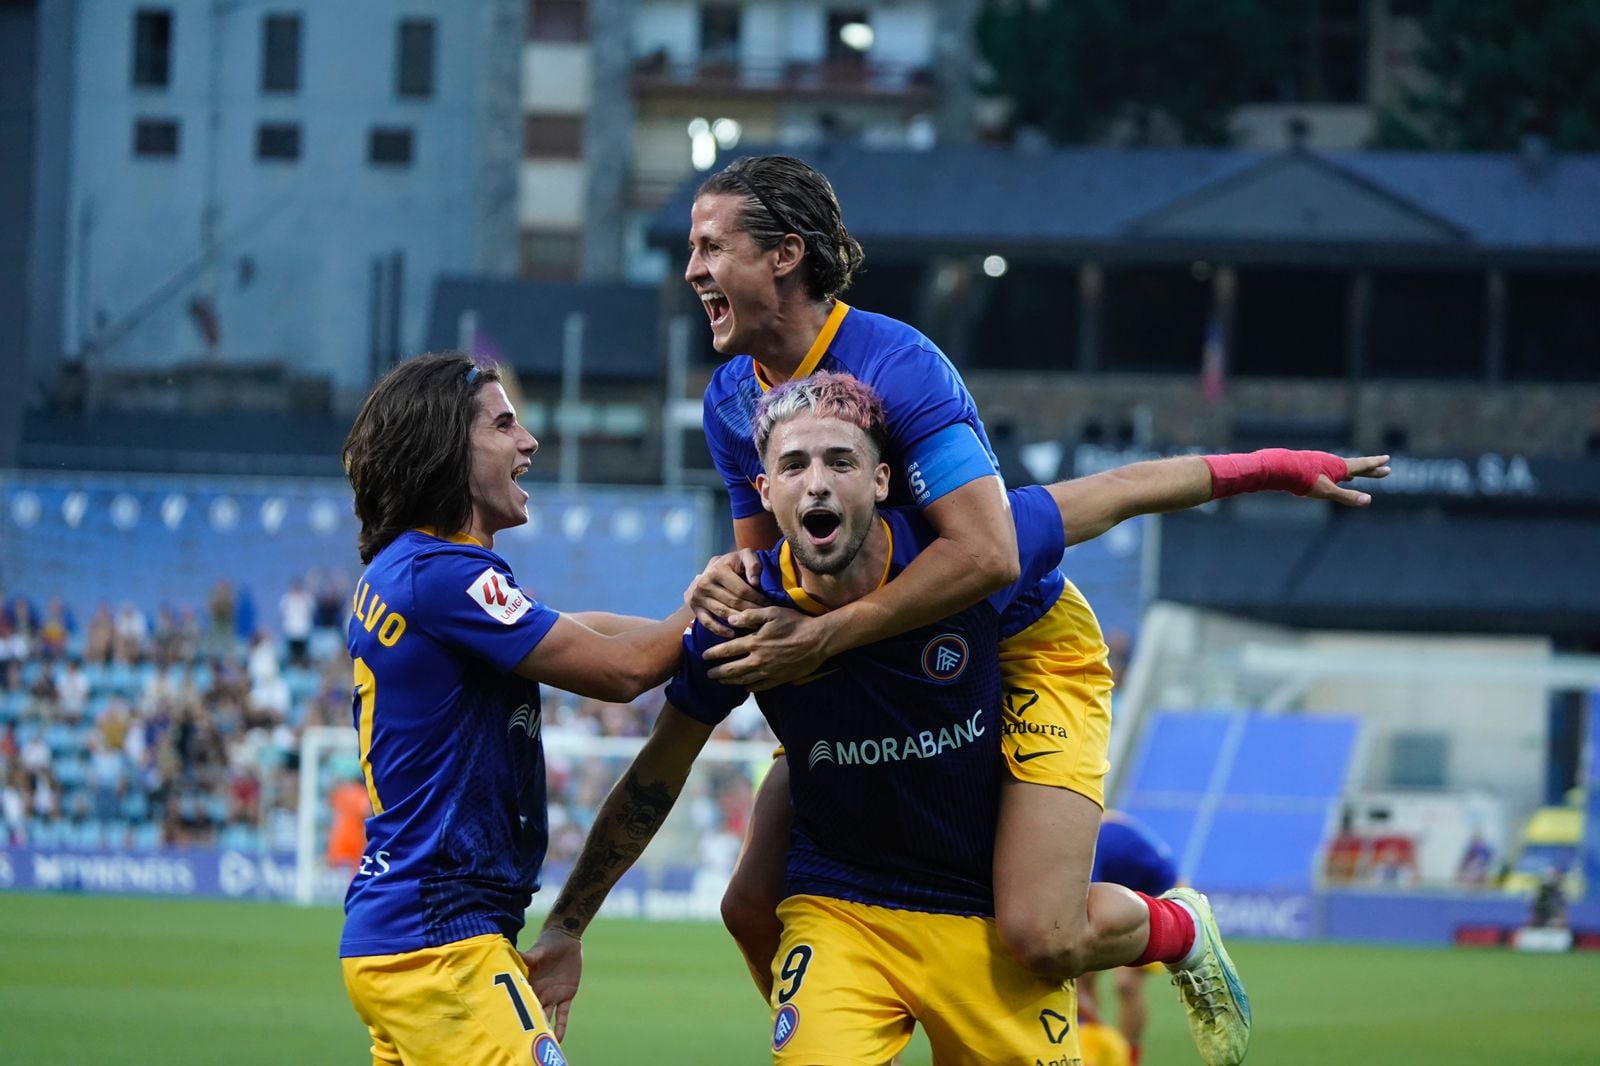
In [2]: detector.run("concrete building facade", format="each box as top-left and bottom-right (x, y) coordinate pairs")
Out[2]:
(24, 0), (521, 407)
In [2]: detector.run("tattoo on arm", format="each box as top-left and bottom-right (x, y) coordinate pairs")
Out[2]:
(548, 769), (683, 932)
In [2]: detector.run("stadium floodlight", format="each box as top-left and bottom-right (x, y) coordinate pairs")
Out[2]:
(982, 255), (1008, 278)
(711, 118), (742, 149)
(838, 22), (874, 52)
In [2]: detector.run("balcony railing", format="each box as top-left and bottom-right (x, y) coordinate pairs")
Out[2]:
(632, 51), (933, 101)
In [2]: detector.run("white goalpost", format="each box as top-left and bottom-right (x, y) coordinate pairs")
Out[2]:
(295, 722), (777, 910)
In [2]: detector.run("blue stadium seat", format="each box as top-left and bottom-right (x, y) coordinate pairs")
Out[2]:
(1223, 716), (1359, 799)
(1118, 709), (1361, 892)
(1193, 809), (1334, 892)
(1124, 712), (1232, 795)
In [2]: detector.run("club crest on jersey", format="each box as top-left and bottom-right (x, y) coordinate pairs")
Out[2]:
(467, 566), (531, 625)
(772, 1004), (800, 1050)
(921, 633), (968, 681)
(533, 1034), (568, 1066)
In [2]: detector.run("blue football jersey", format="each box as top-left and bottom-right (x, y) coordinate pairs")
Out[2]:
(1093, 811), (1179, 897)
(666, 487), (1066, 917)
(702, 301), (1002, 518)
(700, 300), (1065, 630)
(339, 530), (560, 957)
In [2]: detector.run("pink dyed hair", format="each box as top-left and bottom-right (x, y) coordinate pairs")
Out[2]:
(752, 371), (890, 462)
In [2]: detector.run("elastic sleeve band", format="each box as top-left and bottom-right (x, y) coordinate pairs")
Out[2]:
(1204, 448), (1348, 499)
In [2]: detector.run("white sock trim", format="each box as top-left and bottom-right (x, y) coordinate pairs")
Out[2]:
(1172, 899), (1206, 970)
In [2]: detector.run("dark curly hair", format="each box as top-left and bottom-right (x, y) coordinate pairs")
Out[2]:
(697, 155), (865, 300)
(342, 352), (501, 563)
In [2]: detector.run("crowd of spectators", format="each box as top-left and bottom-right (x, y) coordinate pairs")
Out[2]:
(0, 578), (773, 871)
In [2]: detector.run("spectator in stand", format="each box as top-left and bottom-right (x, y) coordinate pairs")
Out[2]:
(58, 657), (90, 720)
(311, 568), (348, 632)
(0, 614), (23, 670)
(280, 578), (315, 668)
(113, 602), (149, 663)
(38, 598), (73, 660)
(25, 669), (59, 720)
(83, 602), (115, 664)
(173, 606), (202, 663)
(2, 763), (27, 844)
(206, 580), (236, 658)
(9, 597), (38, 656)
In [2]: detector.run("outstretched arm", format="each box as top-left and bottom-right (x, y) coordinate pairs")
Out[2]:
(1050, 450), (1392, 546)
(513, 606), (692, 703)
(522, 704), (714, 1038)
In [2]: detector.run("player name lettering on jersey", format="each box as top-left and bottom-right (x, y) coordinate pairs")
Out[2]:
(467, 567), (532, 624)
(356, 849), (392, 877)
(806, 709), (985, 770)
(352, 581), (409, 647)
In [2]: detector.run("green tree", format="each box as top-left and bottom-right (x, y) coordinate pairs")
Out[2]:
(975, 0), (1286, 146)
(1377, 0), (1600, 150)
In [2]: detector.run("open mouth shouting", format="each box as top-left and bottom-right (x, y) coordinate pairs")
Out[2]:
(511, 462), (531, 503)
(800, 506), (842, 548)
(699, 289), (731, 331)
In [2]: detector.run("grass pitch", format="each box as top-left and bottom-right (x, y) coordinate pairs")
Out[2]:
(2, 892), (1597, 1064)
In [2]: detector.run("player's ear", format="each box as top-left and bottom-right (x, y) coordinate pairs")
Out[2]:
(771, 233), (806, 280)
(756, 472), (773, 512)
(873, 462), (890, 503)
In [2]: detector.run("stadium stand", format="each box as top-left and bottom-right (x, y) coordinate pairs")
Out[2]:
(1119, 710), (1362, 893)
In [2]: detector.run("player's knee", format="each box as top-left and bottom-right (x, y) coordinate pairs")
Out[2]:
(997, 911), (1092, 979)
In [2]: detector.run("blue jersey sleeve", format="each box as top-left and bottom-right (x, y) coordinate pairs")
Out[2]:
(868, 345), (998, 506)
(663, 623), (749, 726)
(703, 378), (766, 520)
(987, 486), (1066, 614)
(409, 548), (560, 673)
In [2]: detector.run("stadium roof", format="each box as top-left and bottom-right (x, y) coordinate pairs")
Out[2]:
(426, 276), (662, 380)
(649, 144), (1600, 263)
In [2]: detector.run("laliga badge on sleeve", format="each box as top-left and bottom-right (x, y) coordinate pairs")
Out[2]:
(466, 566), (531, 625)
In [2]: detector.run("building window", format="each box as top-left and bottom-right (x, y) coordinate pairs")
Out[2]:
(133, 117), (180, 157)
(369, 127), (414, 166)
(699, 5), (741, 65)
(1252, 2), (1369, 104)
(523, 115), (584, 158)
(396, 18), (436, 99)
(528, 0), (588, 41)
(519, 230), (582, 280)
(132, 8), (173, 89)
(261, 14), (301, 94)
(257, 122), (301, 161)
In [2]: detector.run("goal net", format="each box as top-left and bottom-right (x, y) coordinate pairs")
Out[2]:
(296, 705), (777, 912)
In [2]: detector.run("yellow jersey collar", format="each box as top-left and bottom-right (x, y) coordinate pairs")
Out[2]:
(415, 526), (485, 547)
(754, 300), (850, 392)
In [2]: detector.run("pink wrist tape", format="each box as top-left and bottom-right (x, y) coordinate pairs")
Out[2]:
(1203, 448), (1347, 499)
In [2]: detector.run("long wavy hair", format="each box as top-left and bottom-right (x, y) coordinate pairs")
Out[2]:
(342, 352), (501, 563)
(698, 155), (866, 300)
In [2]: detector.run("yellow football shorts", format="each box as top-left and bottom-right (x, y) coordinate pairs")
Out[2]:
(998, 578), (1113, 805)
(341, 932), (567, 1066)
(770, 894), (1081, 1065)
(1079, 1020), (1133, 1066)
